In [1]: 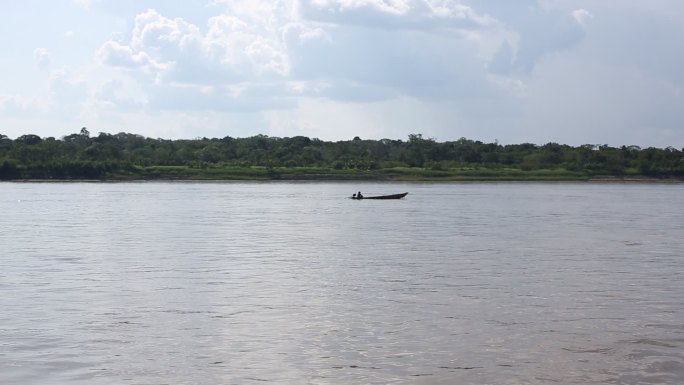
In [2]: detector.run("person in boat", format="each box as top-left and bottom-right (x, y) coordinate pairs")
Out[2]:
(357, 191), (363, 199)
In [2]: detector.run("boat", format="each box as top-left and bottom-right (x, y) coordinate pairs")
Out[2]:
(351, 192), (408, 200)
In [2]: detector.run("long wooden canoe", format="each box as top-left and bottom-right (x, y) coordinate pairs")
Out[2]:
(351, 192), (408, 200)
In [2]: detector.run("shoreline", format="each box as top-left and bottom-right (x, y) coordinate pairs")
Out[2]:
(3, 175), (683, 183)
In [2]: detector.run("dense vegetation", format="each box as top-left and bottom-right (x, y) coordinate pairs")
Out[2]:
(1, 129), (683, 180)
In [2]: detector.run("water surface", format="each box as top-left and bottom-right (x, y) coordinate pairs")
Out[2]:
(1, 182), (683, 384)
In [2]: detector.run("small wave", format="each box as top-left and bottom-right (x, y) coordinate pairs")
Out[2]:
(624, 338), (677, 348)
(562, 347), (614, 354)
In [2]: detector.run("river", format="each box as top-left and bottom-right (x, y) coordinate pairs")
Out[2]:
(1, 181), (683, 384)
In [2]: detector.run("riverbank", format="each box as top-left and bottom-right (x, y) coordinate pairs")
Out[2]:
(115, 165), (684, 182)
(5, 165), (680, 182)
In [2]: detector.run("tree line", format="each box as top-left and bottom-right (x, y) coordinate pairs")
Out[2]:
(1, 129), (683, 179)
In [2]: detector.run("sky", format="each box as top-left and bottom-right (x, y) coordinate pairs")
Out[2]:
(1, 0), (683, 147)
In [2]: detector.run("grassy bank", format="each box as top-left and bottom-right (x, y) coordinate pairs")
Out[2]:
(97, 165), (672, 181)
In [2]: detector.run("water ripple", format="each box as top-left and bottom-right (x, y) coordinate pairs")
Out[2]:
(1, 181), (683, 384)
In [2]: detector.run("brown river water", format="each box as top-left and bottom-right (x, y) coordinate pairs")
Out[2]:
(1, 181), (683, 384)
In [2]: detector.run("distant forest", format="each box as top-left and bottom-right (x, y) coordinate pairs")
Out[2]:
(1, 128), (683, 180)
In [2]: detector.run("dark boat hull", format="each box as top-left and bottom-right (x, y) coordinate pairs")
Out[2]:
(352, 192), (408, 200)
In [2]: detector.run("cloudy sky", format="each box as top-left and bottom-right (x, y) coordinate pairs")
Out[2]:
(1, 0), (683, 147)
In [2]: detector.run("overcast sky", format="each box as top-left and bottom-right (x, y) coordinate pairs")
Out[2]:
(1, 0), (683, 147)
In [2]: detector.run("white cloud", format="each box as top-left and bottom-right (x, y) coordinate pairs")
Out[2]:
(9, 0), (674, 146)
(130, 9), (202, 53)
(298, 0), (495, 29)
(98, 8), (290, 87)
(284, 1), (505, 101)
(87, 2), (590, 140)
(571, 8), (593, 26)
(98, 40), (163, 71)
(33, 48), (53, 70)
